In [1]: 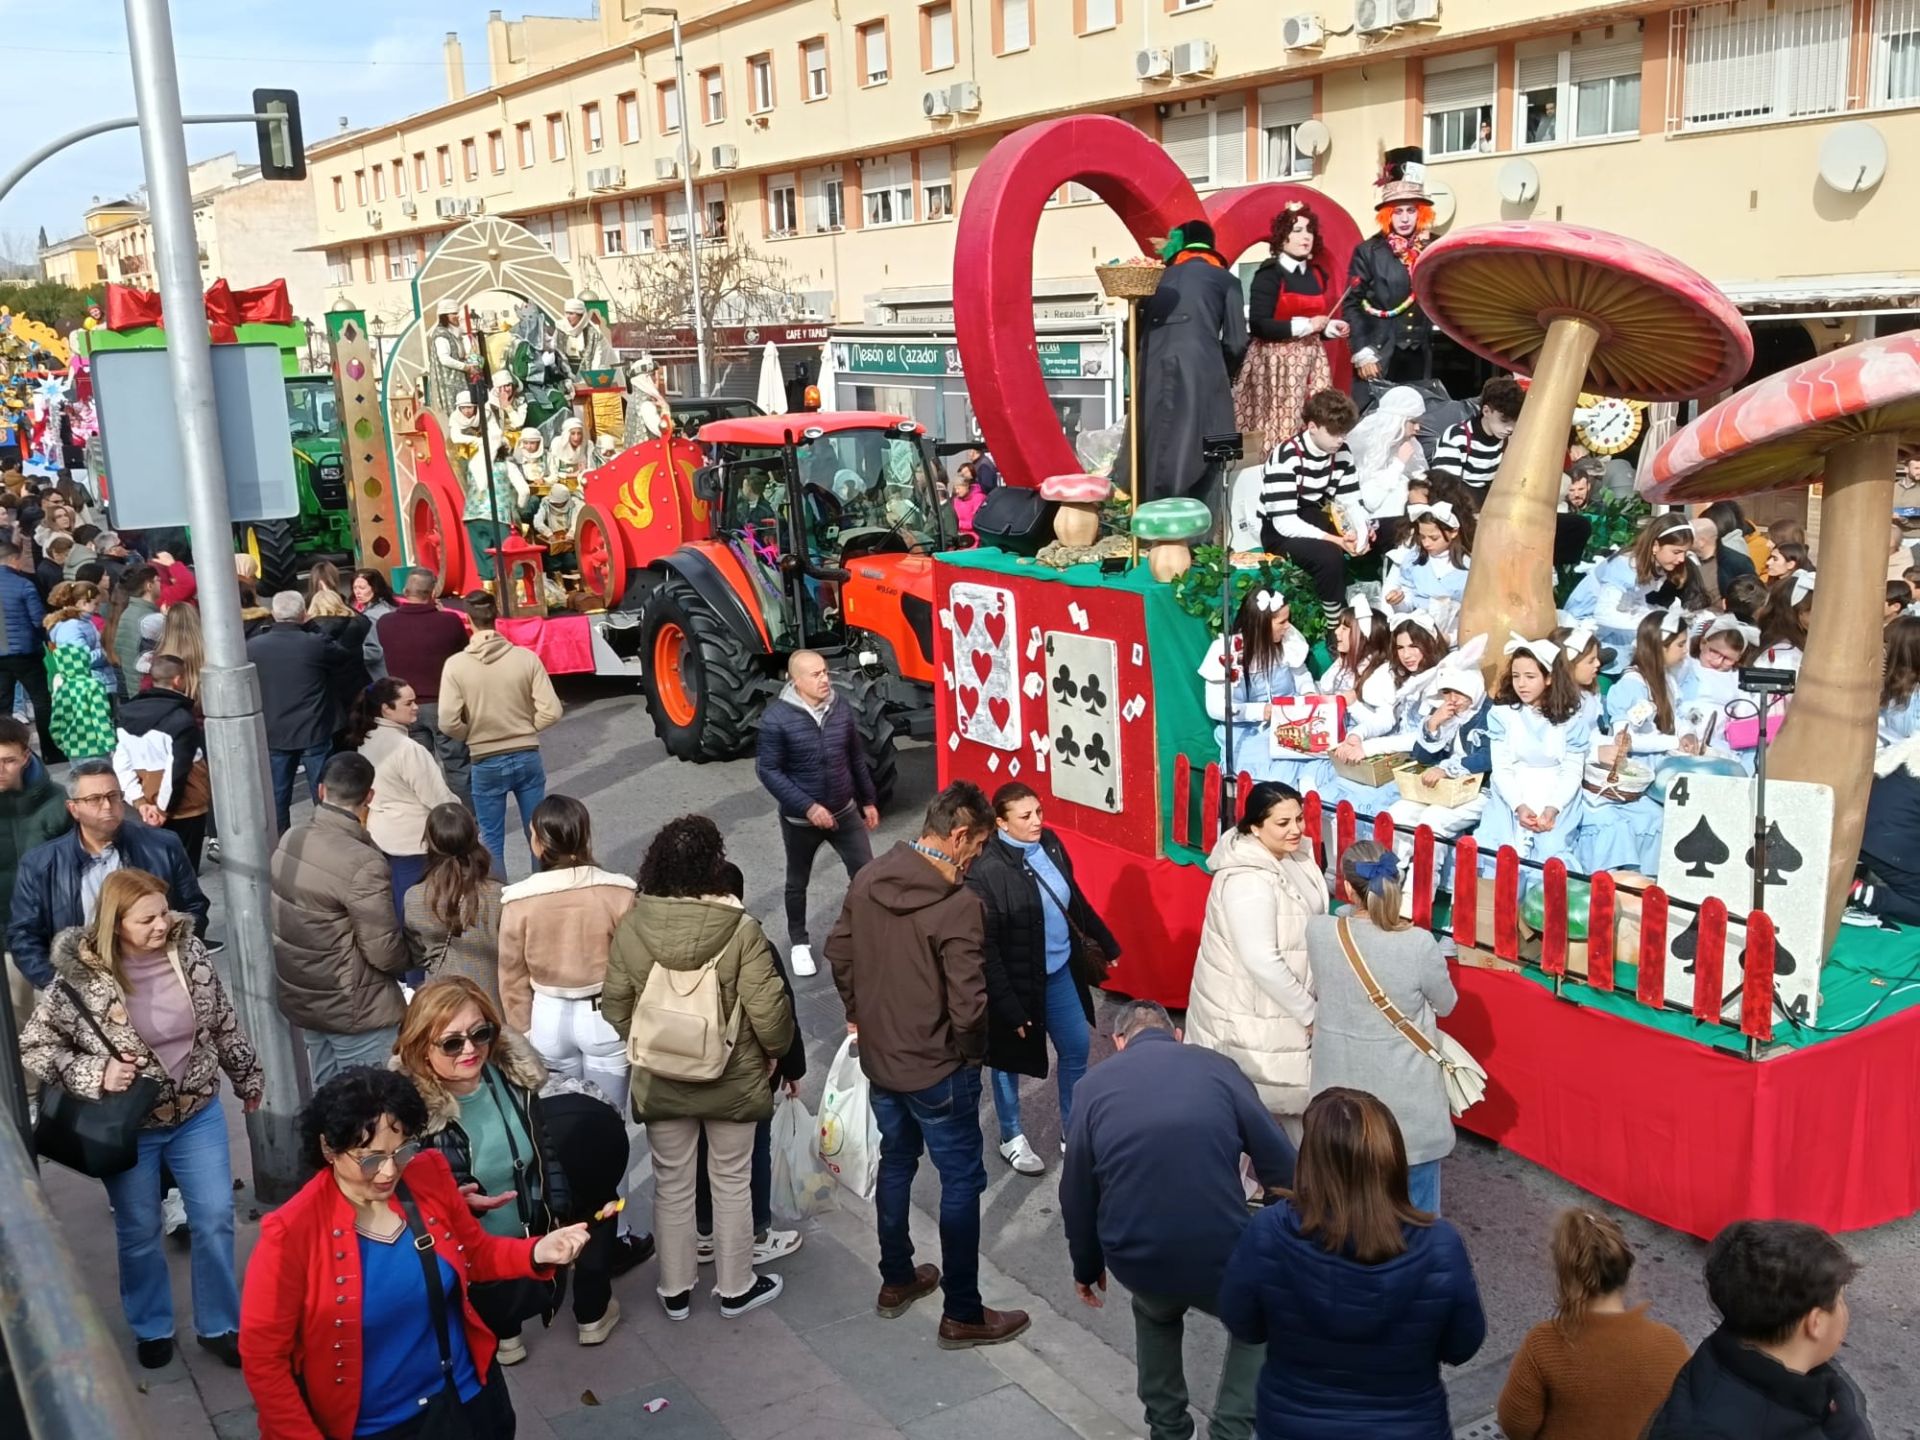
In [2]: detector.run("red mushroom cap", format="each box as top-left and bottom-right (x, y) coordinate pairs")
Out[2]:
(1039, 472), (1114, 503)
(1414, 222), (1753, 403)
(1643, 331), (1920, 504)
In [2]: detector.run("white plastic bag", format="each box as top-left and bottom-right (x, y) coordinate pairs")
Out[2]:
(769, 1094), (836, 1221)
(817, 1035), (880, 1201)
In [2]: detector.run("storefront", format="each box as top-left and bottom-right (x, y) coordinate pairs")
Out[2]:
(607, 320), (831, 408)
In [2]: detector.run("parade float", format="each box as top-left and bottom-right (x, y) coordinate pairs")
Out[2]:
(928, 114), (1920, 1240)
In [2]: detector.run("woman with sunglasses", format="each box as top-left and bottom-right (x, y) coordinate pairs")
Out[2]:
(393, 977), (648, 1362)
(240, 1066), (589, 1440)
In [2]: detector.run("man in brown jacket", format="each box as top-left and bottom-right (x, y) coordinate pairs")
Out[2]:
(269, 752), (412, 1084)
(826, 781), (1029, 1350)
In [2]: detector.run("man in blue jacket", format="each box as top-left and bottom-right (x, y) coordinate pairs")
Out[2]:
(9, 758), (210, 989)
(0, 537), (60, 763)
(754, 649), (877, 977)
(1061, 1000), (1295, 1440)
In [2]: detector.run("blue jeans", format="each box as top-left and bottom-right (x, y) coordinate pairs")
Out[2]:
(269, 742), (332, 834)
(100, 1099), (240, 1342)
(871, 1065), (986, 1324)
(1408, 1159), (1442, 1215)
(470, 748), (547, 878)
(989, 964), (1091, 1145)
(303, 1025), (401, 1088)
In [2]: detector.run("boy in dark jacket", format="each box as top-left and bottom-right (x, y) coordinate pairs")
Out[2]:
(1647, 1219), (1871, 1440)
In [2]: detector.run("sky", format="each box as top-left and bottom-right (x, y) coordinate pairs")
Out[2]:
(0, 1), (589, 254)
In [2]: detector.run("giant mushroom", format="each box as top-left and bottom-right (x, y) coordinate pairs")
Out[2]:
(1413, 223), (1752, 655)
(1644, 330), (1920, 954)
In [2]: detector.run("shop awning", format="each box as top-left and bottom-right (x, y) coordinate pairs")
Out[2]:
(1715, 272), (1920, 318)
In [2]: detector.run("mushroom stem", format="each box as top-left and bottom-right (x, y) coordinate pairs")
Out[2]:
(1766, 432), (1899, 957)
(1456, 315), (1600, 671)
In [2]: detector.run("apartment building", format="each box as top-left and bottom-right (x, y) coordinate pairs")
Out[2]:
(36, 234), (105, 291)
(305, 0), (1920, 437)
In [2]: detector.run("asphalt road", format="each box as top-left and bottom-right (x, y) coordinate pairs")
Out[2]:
(406, 676), (1920, 1433)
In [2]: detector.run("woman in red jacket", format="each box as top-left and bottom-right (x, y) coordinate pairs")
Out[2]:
(240, 1066), (589, 1439)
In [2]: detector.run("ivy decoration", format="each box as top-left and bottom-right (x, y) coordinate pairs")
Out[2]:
(1172, 546), (1326, 647)
(1555, 492), (1652, 603)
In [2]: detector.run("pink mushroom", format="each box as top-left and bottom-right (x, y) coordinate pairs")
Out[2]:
(1645, 331), (1920, 953)
(1040, 472), (1114, 547)
(1414, 223), (1752, 657)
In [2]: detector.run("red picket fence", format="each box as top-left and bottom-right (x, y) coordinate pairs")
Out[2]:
(1172, 761), (1777, 1045)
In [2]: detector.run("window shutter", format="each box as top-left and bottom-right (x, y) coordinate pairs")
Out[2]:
(1424, 58), (1496, 110)
(1788, 0), (1851, 115)
(864, 27), (887, 77)
(931, 10), (956, 69)
(1516, 51), (1561, 94)
(1161, 112), (1212, 181)
(920, 146), (952, 185)
(1004, 0), (1030, 49)
(1259, 81), (1312, 130)
(1570, 34), (1643, 82)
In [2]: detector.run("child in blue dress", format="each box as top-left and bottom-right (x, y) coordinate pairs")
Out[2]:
(1880, 616), (1920, 750)
(1757, 571), (1813, 674)
(1323, 614), (1451, 817)
(1382, 502), (1471, 642)
(1563, 516), (1702, 671)
(1478, 635), (1593, 875)
(1388, 641), (1492, 891)
(1200, 585), (1324, 792)
(1578, 606), (1698, 875)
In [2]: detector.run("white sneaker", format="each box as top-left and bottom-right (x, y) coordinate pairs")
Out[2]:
(754, 1229), (803, 1263)
(790, 944), (817, 977)
(162, 1187), (188, 1236)
(494, 1335), (527, 1366)
(999, 1135), (1045, 1176)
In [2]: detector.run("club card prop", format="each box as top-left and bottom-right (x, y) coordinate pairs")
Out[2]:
(947, 583), (1020, 750)
(1657, 771), (1832, 1023)
(1044, 632), (1121, 813)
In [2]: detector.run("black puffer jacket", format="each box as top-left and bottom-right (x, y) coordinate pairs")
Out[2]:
(965, 828), (1119, 1079)
(755, 683), (875, 819)
(409, 1028), (573, 1230)
(1645, 1325), (1872, 1440)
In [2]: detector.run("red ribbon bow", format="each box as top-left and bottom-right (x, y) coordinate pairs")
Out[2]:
(104, 279), (294, 342)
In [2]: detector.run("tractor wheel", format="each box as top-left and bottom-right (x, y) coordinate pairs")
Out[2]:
(242, 520), (301, 593)
(846, 674), (899, 811)
(403, 482), (459, 596)
(573, 502), (627, 610)
(641, 574), (761, 761)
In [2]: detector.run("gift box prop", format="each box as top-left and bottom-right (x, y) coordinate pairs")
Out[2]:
(93, 280), (306, 374)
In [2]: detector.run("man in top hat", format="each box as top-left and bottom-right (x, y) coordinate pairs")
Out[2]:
(558, 297), (612, 374)
(1119, 219), (1249, 507)
(1344, 147), (1437, 399)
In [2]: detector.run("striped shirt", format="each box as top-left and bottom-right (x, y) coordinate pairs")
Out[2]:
(1259, 431), (1361, 543)
(1431, 416), (1506, 491)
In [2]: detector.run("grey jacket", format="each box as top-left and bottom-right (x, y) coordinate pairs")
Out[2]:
(1303, 913), (1458, 1166)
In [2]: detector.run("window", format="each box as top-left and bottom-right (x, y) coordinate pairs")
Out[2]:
(767, 172), (799, 235)
(661, 80), (682, 132)
(618, 92), (641, 143)
(391, 161), (407, 196)
(1516, 30), (1642, 147)
(998, 0), (1031, 53)
(582, 103), (603, 152)
(1081, 0), (1118, 31)
(548, 114), (567, 161)
(354, 170), (368, 205)
(462, 139), (479, 179)
(599, 199), (653, 255)
(1423, 49), (1497, 156)
(859, 22), (890, 85)
(385, 236), (417, 281)
(804, 163), (846, 230)
(803, 38), (829, 100)
(862, 153), (916, 226)
(1159, 95), (1245, 187)
(526, 211), (571, 263)
(327, 249), (352, 284)
(517, 122), (536, 167)
(919, 146), (954, 219)
(414, 152), (429, 191)
(1172, 0), (1207, 9)
(331, 176), (345, 211)
(1676, 1), (1851, 131)
(437, 146), (453, 185)
(1872, 0), (1920, 105)
(925, 3), (956, 69)
(1257, 81), (1315, 179)
(488, 130), (506, 172)
(600, 200), (627, 255)
(371, 167), (386, 201)
(701, 183), (728, 240)
(703, 68), (725, 123)
(749, 53), (775, 111)
(665, 190), (691, 245)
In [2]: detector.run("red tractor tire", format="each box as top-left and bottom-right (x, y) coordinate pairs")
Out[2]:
(573, 502), (629, 611)
(404, 481), (464, 596)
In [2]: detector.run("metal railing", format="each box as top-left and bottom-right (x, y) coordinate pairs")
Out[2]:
(1666, 0), (1859, 133)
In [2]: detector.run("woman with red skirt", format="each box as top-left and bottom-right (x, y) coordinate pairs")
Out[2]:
(1234, 201), (1350, 452)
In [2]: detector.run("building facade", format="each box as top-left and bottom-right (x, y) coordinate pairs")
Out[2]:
(36, 234), (104, 291)
(304, 0), (1920, 423)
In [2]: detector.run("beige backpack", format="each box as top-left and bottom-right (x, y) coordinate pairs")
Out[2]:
(625, 946), (742, 1082)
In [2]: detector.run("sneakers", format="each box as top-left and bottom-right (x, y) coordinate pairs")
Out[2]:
(790, 943), (817, 978)
(135, 1337), (174, 1370)
(195, 1332), (242, 1369)
(876, 1263), (940, 1318)
(998, 1135), (1045, 1176)
(609, 1232), (655, 1277)
(494, 1335), (527, 1366)
(163, 1187), (189, 1245)
(937, 1307), (1032, 1351)
(576, 1298), (622, 1346)
(718, 1273), (784, 1319)
(660, 1288), (693, 1322)
(699, 1229), (805, 1265)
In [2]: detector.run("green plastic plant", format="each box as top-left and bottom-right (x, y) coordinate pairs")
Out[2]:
(1172, 547), (1326, 647)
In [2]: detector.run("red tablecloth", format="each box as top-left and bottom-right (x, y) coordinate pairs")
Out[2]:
(497, 614), (596, 674)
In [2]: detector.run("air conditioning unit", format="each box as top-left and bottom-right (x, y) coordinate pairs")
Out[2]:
(365, 208), (384, 229)
(711, 144), (740, 171)
(468, 197), (485, 214)
(586, 165), (625, 192)
(655, 157), (680, 181)
(923, 88), (952, 118)
(1135, 47), (1173, 81)
(1283, 14), (1325, 48)
(435, 197), (465, 218)
(400, 199), (418, 218)
(1354, 0), (1395, 33)
(948, 80), (982, 113)
(1395, 0), (1440, 21)
(1172, 40), (1216, 76)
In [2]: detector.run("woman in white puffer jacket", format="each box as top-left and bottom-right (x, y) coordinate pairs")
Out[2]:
(1185, 781), (1329, 1141)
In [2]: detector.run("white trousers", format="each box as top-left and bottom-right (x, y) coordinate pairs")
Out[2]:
(527, 993), (630, 1108)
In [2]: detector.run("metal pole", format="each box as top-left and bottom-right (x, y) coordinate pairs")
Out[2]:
(0, 113), (271, 209)
(123, 0), (305, 1202)
(664, 11), (711, 394)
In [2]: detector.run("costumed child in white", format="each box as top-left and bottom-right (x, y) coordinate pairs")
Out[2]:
(1317, 595), (1398, 737)
(1477, 634), (1593, 874)
(1382, 501), (1471, 640)
(1552, 624), (1606, 731)
(1757, 570), (1813, 674)
(1387, 636), (1492, 889)
(1880, 616), (1920, 749)
(1323, 613), (1452, 815)
(1563, 515), (1699, 671)
(1342, 385), (1429, 525)
(1578, 605), (1699, 876)
(1200, 585), (1325, 792)
(547, 417), (591, 480)
(1681, 614), (1763, 771)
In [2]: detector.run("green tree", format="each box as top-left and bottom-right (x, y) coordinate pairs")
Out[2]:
(0, 279), (95, 335)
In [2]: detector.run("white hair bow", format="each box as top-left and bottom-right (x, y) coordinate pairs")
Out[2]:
(1559, 623), (1597, 657)
(1408, 501), (1460, 530)
(1252, 589), (1287, 613)
(1660, 599), (1687, 639)
(1504, 631), (1561, 667)
(1791, 570), (1817, 606)
(1347, 591), (1377, 637)
(1397, 610), (1441, 639)
(1703, 613), (1760, 650)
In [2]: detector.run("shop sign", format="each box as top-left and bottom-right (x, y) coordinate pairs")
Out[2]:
(835, 338), (1097, 379)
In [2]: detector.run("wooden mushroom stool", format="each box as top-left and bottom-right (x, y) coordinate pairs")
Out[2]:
(1413, 223), (1751, 658)
(1644, 331), (1920, 954)
(1040, 473), (1114, 548)
(1133, 497), (1213, 581)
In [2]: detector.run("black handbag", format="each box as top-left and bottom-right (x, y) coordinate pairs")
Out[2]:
(33, 980), (163, 1178)
(395, 1180), (478, 1440)
(972, 486), (1054, 554)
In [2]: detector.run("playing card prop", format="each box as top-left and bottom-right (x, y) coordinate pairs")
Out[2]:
(1269, 695), (1346, 757)
(948, 583), (1020, 751)
(1045, 631), (1121, 813)
(1657, 772), (1831, 1023)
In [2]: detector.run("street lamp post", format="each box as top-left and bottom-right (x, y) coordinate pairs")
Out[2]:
(640, 6), (711, 395)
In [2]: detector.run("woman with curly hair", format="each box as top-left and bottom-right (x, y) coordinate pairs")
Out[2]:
(1235, 201), (1350, 445)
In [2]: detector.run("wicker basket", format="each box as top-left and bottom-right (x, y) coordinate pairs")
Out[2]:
(1393, 763), (1484, 808)
(1333, 752), (1409, 787)
(1097, 262), (1165, 299)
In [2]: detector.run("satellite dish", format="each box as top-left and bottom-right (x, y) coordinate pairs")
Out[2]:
(1497, 158), (1540, 205)
(1295, 119), (1331, 158)
(1425, 177), (1457, 230)
(1817, 122), (1887, 194)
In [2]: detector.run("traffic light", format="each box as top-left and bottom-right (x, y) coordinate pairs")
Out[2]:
(253, 89), (306, 182)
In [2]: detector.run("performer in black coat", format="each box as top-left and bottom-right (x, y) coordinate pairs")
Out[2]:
(1119, 219), (1250, 506)
(1344, 147), (1437, 401)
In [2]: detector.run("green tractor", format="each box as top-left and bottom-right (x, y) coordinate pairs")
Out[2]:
(235, 374), (356, 591)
